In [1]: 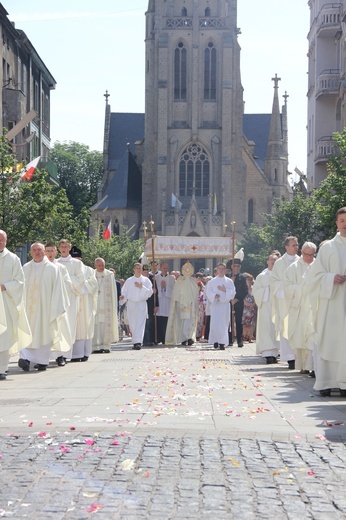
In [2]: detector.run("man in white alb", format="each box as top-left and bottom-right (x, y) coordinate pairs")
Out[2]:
(253, 253), (280, 364)
(155, 262), (175, 344)
(205, 262), (235, 350)
(19, 242), (67, 371)
(120, 263), (153, 350)
(92, 257), (118, 353)
(270, 236), (299, 369)
(0, 229), (31, 379)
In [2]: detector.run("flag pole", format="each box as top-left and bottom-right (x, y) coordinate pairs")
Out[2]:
(149, 216), (158, 344)
(231, 220), (236, 344)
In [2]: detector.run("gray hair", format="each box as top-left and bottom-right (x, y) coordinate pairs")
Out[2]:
(301, 241), (317, 252)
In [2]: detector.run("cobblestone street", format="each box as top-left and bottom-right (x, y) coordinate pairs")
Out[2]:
(0, 341), (346, 519)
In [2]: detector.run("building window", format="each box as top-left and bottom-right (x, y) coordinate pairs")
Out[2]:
(205, 7), (211, 16)
(181, 7), (187, 16)
(179, 143), (210, 197)
(174, 42), (187, 100)
(204, 42), (216, 100)
(248, 199), (254, 224)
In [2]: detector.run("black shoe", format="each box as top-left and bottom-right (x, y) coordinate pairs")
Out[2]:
(309, 371), (316, 378)
(265, 356), (277, 364)
(81, 356), (89, 362)
(187, 339), (194, 346)
(214, 342), (219, 349)
(340, 389), (346, 397)
(56, 356), (66, 367)
(181, 340), (188, 346)
(288, 360), (295, 370)
(70, 358), (81, 362)
(228, 343), (233, 346)
(219, 344), (225, 350)
(36, 364), (47, 371)
(0, 373), (6, 380)
(93, 349), (109, 354)
(238, 343), (243, 348)
(18, 358), (30, 372)
(132, 343), (141, 350)
(320, 389), (331, 397)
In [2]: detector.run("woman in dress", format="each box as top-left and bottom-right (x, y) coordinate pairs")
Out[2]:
(242, 273), (257, 343)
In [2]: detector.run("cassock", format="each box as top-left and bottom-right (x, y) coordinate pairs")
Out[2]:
(21, 257), (67, 365)
(270, 252), (299, 361)
(50, 261), (72, 355)
(284, 257), (315, 371)
(165, 276), (199, 345)
(305, 234), (346, 391)
(93, 268), (119, 351)
(0, 248), (31, 373)
(73, 264), (98, 359)
(253, 268), (279, 359)
(205, 275), (235, 345)
(155, 272), (175, 343)
(57, 255), (84, 349)
(120, 274), (153, 344)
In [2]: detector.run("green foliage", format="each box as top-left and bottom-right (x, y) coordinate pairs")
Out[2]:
(79, 230), (144, 278)
(0, 134), (87, 253)
(238, 127), (346, 275)
(50, 141), (103, 216)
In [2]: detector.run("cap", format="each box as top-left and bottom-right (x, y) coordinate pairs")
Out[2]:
(70, 246), (82, 258)
(142, 264), (150, 271)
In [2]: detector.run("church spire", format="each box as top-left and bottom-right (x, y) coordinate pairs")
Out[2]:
(266, 73), (283, 161)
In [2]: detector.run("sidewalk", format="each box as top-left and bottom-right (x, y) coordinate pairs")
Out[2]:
(1, 340), (346, 442)
(0, 341), (346, 519)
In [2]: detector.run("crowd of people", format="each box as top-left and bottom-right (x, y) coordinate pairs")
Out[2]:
(1, 206), (346, 398)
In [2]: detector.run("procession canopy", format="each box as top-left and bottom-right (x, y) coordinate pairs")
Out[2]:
(144, 236), (233, 259)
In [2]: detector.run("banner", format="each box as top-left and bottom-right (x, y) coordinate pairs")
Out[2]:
(144, 236), (233, 259)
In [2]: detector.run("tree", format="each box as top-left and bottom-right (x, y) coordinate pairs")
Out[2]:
(79, 230), (144, 278)
(0, 134), (88, 252)
(50, 141), (103, 216)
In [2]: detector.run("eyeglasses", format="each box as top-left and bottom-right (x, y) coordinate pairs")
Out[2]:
(302, 252), (315, 258)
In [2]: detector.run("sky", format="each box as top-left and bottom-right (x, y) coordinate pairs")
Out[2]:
(8, 0), (309, 174)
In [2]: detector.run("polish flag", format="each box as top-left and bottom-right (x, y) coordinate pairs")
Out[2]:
(21, 156), (41, 181)
(103, 220), (112, 240)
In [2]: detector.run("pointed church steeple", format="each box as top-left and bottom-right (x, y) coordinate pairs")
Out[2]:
(266, 74), (283, 161)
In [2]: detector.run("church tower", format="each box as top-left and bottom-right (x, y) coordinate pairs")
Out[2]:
(142, 0), (244, 237)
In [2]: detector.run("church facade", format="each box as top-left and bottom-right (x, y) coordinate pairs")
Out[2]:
(92, 0), (291, 259)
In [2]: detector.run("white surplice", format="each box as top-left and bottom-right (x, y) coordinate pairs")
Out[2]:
(165, 276), (199, 345)
(253, 268), (279, 358)
(205, 275), (235, 345)
(73, 264), (98, 358)
(93, 268), (119, 350)
(120, 274), (153, 344)
(305, 234), (346, 390)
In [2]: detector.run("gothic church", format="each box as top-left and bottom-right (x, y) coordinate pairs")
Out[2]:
(92, 0), (290, 247)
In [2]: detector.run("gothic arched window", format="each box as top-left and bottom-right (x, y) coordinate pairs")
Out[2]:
(181, 7), (187, 16)
(204, 42), (216, 100)
(205, 7), (211, 16)
(179, 143), (210, 197)
(248, 199), (254, 224)
(174, 42), (187, 100)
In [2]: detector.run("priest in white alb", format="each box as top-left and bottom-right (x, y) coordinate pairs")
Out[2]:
(284, 241), (316, 373)
(270, 236), (299, 369)
(120, 262), (153, 350)
(253, 253), (280, 364)
(0, 229), (31, 379)
(205, 262), (235, 350)
(57, 238), (85, 357)
(70, 247), (98, 361)
(165, 262), (199, 346)
(305, 208), (346, 397)
(155, 261), (175, 344)
(92, 257), (118, 353)
(19, 242), (67, 371)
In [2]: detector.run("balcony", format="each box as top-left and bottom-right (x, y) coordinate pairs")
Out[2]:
(316, 3), (342, 37)
(39, 156), (58, 184)
(315, 136), (339, 163)
(316, 69), (340, 97)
